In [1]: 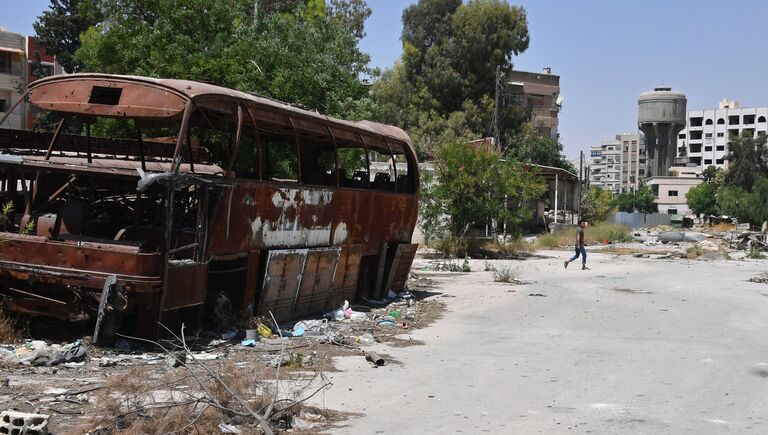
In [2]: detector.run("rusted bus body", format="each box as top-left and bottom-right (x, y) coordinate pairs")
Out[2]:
(0, 74), (419, 338)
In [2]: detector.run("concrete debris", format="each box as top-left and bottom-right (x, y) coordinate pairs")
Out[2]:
(0, 410), (50, 435)
(365, 351), (385, 367)
(749, 273), (768, 284)
(218, 422), (242, 434)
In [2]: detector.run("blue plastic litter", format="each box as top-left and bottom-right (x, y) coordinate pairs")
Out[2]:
(240, 339), (257, 347)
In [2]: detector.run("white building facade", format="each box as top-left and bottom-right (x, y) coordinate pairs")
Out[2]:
(676, 99), (768, 171)
(589, 133), (646, 194)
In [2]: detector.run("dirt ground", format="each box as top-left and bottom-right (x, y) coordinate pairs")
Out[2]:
(0, 274), (446, 434)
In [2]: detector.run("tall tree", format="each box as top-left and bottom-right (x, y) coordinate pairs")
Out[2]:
(419, 140), (545, 252)
(33, 0), (100, 72)
(327, 0), (372, 39)
(725, 133), (768, 192)
(75, 0), (373, 118)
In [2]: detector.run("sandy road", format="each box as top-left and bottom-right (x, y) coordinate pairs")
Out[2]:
(316, 251), (768, 434)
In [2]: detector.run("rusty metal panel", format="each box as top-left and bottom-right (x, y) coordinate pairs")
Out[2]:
(258, 249), (307, 321)
(329, 244), (363, 308)
(242, 250), (261, 316)
(293, 247), (340, 318)
(162, 262), (208, 310)
(383, 243), (418, 295)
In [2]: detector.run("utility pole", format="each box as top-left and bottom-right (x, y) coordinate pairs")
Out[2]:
(493, 65), (504, 153)
(578, 150), (584, 223)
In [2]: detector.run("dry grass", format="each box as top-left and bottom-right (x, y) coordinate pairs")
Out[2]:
(710, 222), (737, 232)
(492, 262), (521, 283)
(602, 246), (678, 256)
(92, 361), (275, 434)
(0, 308), (23, 344)
(538, 223), (633, 249)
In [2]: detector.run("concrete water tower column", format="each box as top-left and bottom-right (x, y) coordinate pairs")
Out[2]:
(638, 87), (687, 177)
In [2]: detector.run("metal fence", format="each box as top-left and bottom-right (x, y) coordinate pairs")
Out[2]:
(606, 212), (672, 229)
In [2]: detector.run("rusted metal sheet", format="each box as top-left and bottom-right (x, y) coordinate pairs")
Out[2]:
(162, 262), (208, 310)
(259, 249), (307, 320)
(383, 243), (419, 295)
(329, 244), (364, 308)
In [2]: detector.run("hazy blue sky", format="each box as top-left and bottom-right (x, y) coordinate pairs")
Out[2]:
(6, 0), (768, 159)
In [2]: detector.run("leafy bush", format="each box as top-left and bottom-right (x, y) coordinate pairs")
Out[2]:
(536, 223), (632, 248)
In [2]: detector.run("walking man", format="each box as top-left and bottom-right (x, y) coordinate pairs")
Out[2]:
(564, 221), (589, 270)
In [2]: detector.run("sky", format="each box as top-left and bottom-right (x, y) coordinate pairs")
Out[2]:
(6, 0), (768, 159)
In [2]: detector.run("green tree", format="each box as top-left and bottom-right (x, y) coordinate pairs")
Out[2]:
(685, 182), (717, 218)
(611, 186), (656, 213)
(75, 0), (373, 119)
(419, 141), (545, 253)
(724, 133), (768, 191)
(33, 0), (101, 72)
(327, 0), (372, 39)
(508, 122), (576, 172)
(580, 186), (613, 222)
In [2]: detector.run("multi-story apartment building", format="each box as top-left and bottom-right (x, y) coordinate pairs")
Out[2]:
(589, 133), (646, 194)
(0, 28), (63, 130)
(505, 67), (561, 139)
(676, 99), (768, 171)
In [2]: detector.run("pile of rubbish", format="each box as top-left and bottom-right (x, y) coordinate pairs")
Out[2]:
(0, 340), (87, 367)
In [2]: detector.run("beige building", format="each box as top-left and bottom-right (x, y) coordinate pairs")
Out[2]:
(505, 67), (561, 139)
(589, 133), (646, 194)
(0, 28), (63, 130)
(645, 176), (702, 215)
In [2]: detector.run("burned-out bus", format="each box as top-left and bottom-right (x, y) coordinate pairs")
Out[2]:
(0, 74), (419, 339)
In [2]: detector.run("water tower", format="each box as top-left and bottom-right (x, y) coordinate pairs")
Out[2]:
(638, 87), (687, 177)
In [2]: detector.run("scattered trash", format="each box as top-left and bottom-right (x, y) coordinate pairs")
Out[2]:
(388, 310), (402, 318)
(294, 319), (327, 335)
(528, 293), (547, 297)
(377, 318), (396, 327)
(256, 323), (272, 338)
(221, 328), (239, 341)
(356, 333), (375, 346)
(218, 422), (242, 434)
(166, 352), (186, 368)
(365, 351), (385, 367)
(291, 326), (306, 337)
(240, 339), (257, 347)
(0, 340), (88, 367)
(291, 416), (315, 430)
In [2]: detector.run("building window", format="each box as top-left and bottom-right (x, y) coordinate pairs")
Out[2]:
(690, 131), (703, 140)
(678, 133), (686, 139)
(704, 146), (712, 152)
(717, 118), (725, 125)
(0, 99), (6, 113)
(716, 159), (724, 165)
(744, 114), (756, 125)
(668, 208), (678, 215)
(631, 141), (637, 145)
(705, 133), (713, 138)
(729, 115), (740, 125)
(528, 94), (545, 108)
(759, 116), (767, 123)
(690, 117), (703, 127)
(716, 145), (725, 151)
(668, 190), (678, 197)
(716, 132), (724, 137)
(0, 53), (11, 74)
(704, 159), (712, 165)
(705, 118), (713, 125)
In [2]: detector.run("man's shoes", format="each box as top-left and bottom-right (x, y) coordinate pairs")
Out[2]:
(564, 261), (568, 269)
(582, 265), (589, 270)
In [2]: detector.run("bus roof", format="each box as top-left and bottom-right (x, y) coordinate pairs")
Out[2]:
(28, 74), (415, 156)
